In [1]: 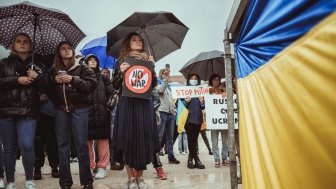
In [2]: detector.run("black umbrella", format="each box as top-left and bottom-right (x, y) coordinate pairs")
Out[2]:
(106, 11), (189, 61)
(0, 1), (85, 57)
(179, 50), (234, 81)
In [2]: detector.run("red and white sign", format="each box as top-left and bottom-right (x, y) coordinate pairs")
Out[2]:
(125, 65), (152, 94)
(171, 85), (210, 99)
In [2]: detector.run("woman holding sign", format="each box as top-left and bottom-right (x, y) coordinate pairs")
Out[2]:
(208, 74), (229, 168)
(112, 32), (158, 189)
(182, 73), (206, 169)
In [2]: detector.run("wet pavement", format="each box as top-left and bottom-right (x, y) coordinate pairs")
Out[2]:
(8, 132), (242, 189)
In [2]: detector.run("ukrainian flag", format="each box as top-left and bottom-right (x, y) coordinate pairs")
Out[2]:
(176, 99), (189, 133)
(235, 1), (336, 189)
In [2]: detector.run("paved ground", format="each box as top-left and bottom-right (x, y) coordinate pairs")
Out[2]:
(5, 131), (242, 189)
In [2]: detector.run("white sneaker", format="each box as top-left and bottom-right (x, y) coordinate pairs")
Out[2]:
(176, 151), (180, 155)
(137, 177), (148, 189)
(129, 177), (138, 189)
(182, 151), (187, 155)
(25, 180), (36, 189)
(6, 183), (16, 189)
(94, 168), (107, 179)
(0, 178), (5, 189)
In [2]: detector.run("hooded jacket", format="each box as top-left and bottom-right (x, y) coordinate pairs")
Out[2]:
(47, 58), (97, 112)
(0, 54), (45, 117)
(84, 54), (114, 140)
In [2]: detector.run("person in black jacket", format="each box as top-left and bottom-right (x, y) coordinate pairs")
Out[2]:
(84, 54), (114, 180)
(47, 41), (97, 189)
(0, 33), (44, 189)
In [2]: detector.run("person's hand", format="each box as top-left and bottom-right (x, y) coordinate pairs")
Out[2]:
(18, 76), (34, 85)
(55, 74), (64, 84)
(61, 75), (73, 83)
(148, 55), (155, 63)
(27, 69), (38, 79)
(222, 91), (227, 98)
(185, 97), (191, 103)
(120, 62), (130, 73)
(55, 74), (72, 84)
(199, 96), (205, 104)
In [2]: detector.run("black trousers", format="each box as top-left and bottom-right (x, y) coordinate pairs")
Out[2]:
(34, 113), (59, 169)
(184, 123), (201, 158)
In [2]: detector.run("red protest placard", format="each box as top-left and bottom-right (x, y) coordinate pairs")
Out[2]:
(122, 57), (153, 99)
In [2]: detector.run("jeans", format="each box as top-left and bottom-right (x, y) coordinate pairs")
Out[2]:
(0, 116), (36, 182)
(178, 132), (188, 152)
(158, 112), (175, 159)
(211, 130), (228, 161)
(54, 108), (93, 187)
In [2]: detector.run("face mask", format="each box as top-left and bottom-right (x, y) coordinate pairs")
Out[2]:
(189, 79), (198, 86)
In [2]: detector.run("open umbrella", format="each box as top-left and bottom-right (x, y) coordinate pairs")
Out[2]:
(106, 11), (189, 61)
(179, 50), (234, 81)
(0, 1), (85, 57)
(80, 36), (117, 69)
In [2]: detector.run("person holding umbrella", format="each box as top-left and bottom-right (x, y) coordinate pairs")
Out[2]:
(0, 33), (45, 189)
(112, 32), (157, 189)
(47, 41), (97, 189)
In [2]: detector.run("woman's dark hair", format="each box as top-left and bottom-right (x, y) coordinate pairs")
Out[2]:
(186, 73), (201, 86)
(118, 32), (146, 62)
(53, 41), (75, 73)
(208, 74), (221, 86)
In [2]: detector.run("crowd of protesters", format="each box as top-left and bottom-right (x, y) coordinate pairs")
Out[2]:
(0, 32), (231, 189)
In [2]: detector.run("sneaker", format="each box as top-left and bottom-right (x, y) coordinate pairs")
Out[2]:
(25, 181), (36, 189)
(51, 168), (60, 178)
(176, 151), (180, 155)
(137, 177), (148, 189)
(6, 183), (16, 189)
(33, 168), (42, 180)
(94, 168), (107, 179)
(0, 178), (4, 189)
(155, 167), (167, 180)
(168, 156), (180, 164)
(158, 150), (164, 156)
(129, 177), (138, 189)
(214, 160), (221, 168)
(182, 151), (187, 155)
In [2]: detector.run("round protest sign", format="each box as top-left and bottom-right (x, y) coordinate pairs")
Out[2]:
(125, 65), (152, 94)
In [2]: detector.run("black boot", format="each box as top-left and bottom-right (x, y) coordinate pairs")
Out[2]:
(33, 167), (42, 180)
(187, 155), (195, 169)
(194, 155), (205, 169)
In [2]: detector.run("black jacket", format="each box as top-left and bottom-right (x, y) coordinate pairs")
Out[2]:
(0, 54), (45, 117)
(47, 60), (97, 112)
(87, 72), (115, 140)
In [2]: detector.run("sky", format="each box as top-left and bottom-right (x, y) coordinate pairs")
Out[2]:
(0, 0), (235, 75)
